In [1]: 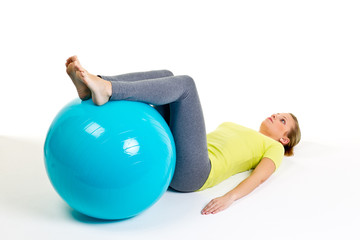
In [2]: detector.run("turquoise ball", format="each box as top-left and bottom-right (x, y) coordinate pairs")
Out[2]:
(44, 99), (176, 220)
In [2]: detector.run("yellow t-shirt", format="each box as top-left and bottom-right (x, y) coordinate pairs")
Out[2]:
(198, 122), (284, 191)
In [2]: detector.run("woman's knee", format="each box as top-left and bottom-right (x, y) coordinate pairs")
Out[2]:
(179, 75), (196, 87)
(175, 75), (197, 96)
(160, 70), (174, 77)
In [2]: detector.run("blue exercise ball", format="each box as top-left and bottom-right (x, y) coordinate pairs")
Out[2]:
(44, 99), (176, 220)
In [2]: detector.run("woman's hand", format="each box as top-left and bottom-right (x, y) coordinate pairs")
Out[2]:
(201, 158), (276, 215)
(201, 194), (235, 215)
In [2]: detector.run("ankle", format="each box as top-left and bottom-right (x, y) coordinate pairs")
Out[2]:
(105, 80), (112, 98)
(93, 74), (112, 98)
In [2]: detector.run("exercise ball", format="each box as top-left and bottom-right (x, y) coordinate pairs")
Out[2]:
(44, 99), (176, 220)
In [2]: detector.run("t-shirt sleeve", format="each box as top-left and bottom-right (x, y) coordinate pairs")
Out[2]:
(263, 143), (284, 171)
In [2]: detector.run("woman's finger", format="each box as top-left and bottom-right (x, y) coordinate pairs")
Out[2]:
(202, 204), (215, 214)
(203, 199), (216, 210)
(208, 203), (220, 213)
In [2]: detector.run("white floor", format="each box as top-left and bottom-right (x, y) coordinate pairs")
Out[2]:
(1, 1), (360, 239)
(1, 136), (359, 240)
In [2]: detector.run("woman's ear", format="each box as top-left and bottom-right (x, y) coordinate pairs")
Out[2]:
(280, 137), (290, 145)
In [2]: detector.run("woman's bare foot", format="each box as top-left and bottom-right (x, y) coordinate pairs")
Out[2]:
(78, 70), (112, 106)
(66, 56), (91, 100)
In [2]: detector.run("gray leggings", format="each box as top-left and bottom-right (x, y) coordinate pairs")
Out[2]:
(99, 70), (211, 192)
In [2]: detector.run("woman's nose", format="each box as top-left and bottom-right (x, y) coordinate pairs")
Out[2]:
(271, 114), (276, 119)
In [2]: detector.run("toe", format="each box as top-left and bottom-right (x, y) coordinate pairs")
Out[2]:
(67, 61), (74, 70)
(74, 61), (85, 72)
(69, 55), (77, 61)
(74, 61), (81, 71)
(65, 55), (78, 67)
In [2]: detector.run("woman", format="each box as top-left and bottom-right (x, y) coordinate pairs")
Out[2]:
(65, 56), (301, 215)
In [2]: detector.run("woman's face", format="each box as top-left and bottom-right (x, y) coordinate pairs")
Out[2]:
(260, 113), (295, 145)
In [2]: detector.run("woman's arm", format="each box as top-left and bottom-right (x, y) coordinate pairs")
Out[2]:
(201, 157), (276, 215)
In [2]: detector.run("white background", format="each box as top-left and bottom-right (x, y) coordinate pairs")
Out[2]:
(1, 0), (359, 239)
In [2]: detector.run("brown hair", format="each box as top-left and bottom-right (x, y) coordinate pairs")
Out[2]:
(284, 113), (301, 156)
